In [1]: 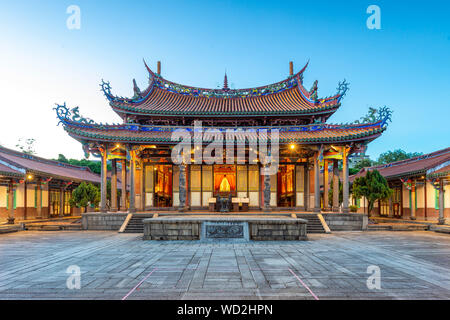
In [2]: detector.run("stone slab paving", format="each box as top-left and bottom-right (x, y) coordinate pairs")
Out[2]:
(0, 231), (449, 300)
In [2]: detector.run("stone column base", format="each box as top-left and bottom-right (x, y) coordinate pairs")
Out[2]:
(313, 207), (321, 213)
(110, 208), (118, 213)
(332, 207), (340, 212)
(178, 206), (188, 212)
(410, 216), (416, 220)
(342, 208), (350, 213)
(7, 217), (15, 225)
(438, 218), (445, 225)
(263, 207), (272, 212)
(362, 214), (369, 230)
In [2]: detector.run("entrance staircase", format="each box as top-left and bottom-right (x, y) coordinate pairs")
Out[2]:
(295, 214), (327, 233)
(123, 214), (153, 233)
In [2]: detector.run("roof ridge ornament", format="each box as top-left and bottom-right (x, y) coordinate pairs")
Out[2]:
(223, 72), (229, 91)
(337, 79), (350, 100)
(377, 106), (393, 128)
(53, 103), (124, 129)
(100, 79), (113, 101)
(309, 80), (318, 101)
(54, 103), (96, 126)
(132, 79), (142, 99)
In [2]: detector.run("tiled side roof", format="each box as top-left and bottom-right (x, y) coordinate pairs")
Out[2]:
(428, 165), (450, 178)
(351, 148), (450, 180)
(61, 121), (385, 145)
(0, 163), (24, 177)
(0, 147), (101, 183)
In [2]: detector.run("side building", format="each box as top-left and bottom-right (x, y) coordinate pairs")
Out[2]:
(0, 146), (102, 223)
(350, 148), (450, 224)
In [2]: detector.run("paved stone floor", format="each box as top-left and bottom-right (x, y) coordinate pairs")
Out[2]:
(0, 231), (449, 300)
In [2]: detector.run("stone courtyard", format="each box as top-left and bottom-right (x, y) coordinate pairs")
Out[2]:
(0, 231), (449, 300)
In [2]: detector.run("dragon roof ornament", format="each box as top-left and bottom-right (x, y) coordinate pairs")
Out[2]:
(54, 103), (121, 128)
(336, 79), (350, 101)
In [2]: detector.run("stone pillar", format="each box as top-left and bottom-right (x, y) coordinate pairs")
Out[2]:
(24, 181), (28, 220)
(304, 164), (310, 211)
(59, 187), (64, 217)
(121, 159), (127, 211)
(313, 152), (321, 213)
(438, 179), (445, 225)
(410, 182), (416, 220)
(323, 160), (330, 211)
(110, 159), (118, 212)
(36, 181), (42, 219)
(129, 150), (136, 213)
(140, 162), (145, 210)
(388, 197), (393, 217)
(179, 164), (187, 212)
(7, 181), (15, 224)
(263, 166), (271, 212)
(100, 149), (108, 212)
(342, 148), (349, 213)
(332, 159), (340, 212)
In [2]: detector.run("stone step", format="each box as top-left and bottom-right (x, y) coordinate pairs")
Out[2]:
(25, 224), (82, 231)
(295, 214), (326, 233)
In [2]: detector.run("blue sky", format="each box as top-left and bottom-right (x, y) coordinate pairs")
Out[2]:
(0, 0), (449, 160)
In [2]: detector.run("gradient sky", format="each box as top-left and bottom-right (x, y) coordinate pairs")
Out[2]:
(1, 0), (449, 160)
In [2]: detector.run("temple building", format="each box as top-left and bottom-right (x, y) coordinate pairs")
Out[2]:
(350, 148), (450, 224)
(55, 60), (390, 214)
(0, 146), (102, 223)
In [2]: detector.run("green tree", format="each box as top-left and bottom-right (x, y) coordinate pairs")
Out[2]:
(354, 107), (378, 124)
(352, 170), (393, 218)
(57, 154), (69, 163)
(376, 149), (422, 165)
(350, 158), (374, 175)
(354, 158), (374, 171)
(54, 154), (104, 175)
(69, 182), (100, 212)
(16, 138), (36, 155)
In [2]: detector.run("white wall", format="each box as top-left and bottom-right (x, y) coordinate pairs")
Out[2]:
(426, 181), (437, 208)
(402, 186), (410, 208)
(445, 184), (450, 209)
(26, 185), (35, 207)
(416, 185), (424, 208)
(42, 187), (48, 207)
(15, 184), (24, 207)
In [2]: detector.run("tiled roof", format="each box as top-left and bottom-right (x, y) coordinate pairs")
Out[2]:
(110, 85), (341, 116)
(61, 121), (385, 145)
(0, 146), (101, 183)
(428, 164), (450, 179)
(0, 163), (23, 177)
(103, 62), (343, 117)
(350, 148), (450, 181)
